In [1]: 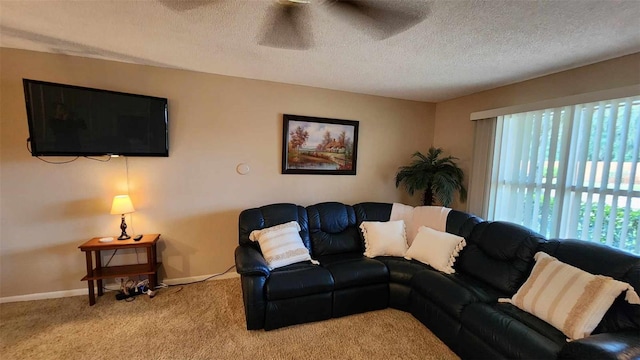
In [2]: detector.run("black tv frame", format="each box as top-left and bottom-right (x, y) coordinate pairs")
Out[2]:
(23, 79), (169, 157)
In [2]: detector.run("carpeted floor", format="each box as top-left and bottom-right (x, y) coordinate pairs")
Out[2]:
(0, 278), (459, 360)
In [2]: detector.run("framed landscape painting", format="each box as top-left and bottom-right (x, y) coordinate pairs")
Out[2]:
(282, 114), (359, 175)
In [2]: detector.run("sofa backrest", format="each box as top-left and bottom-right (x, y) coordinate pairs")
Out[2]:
(353, 202), (393, 223)
(307, 202), (361, 256)
(353, 203), (483, 240)
(458, 221), (546, 295)
(446, 210), (483, 238)
(542, 239), (640, 333)
(238, 203), (311, 251)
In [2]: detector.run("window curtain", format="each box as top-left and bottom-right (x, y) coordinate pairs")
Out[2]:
(467, 117), (497, 218)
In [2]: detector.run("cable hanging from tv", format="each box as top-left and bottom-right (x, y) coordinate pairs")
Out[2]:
(26, 138), (114, 164)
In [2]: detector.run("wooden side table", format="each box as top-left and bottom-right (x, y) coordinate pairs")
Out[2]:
(79, 234), (161, 305)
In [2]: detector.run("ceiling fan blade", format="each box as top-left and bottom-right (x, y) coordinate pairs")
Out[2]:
(259, 4), (313, 50)
(327, 0), (427, 39)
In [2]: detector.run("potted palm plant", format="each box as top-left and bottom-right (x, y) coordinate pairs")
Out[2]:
(395, 147), (467, 207)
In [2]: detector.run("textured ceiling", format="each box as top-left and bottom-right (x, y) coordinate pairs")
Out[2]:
(1, 0), (639, 102)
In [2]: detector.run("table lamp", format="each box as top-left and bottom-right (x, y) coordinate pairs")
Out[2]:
(110, 195), (135, 240)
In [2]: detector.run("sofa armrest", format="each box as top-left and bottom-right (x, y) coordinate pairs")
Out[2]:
(235, 245), (270, 277)
(559, 331), (640, 360)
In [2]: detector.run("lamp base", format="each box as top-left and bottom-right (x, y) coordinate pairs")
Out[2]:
(118, 214), (130, 240)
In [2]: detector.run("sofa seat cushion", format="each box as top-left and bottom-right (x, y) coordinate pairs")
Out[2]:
(266, 262), (334, 301)
(558, 331), (640, 360)
(376, 256), (430, 285)
(318, 253), (388, 290)
(411, 270), (505, 319)
(461, 302), (566, 359)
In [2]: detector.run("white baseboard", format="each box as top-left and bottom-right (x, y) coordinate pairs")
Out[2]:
(0, 271), (239, 304)
(162, 271), (239, 286)
(0, 288), (90, 304)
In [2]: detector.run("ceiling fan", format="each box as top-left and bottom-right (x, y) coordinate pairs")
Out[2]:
(260, 0), (428, 50)
(159, 0), (428, 50)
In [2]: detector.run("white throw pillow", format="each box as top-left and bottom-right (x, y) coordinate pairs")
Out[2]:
(404, 226), (466, 274)
(249, 221), (317, 270)
(360, 220), (408, 258)
(499, 252), (640, 340)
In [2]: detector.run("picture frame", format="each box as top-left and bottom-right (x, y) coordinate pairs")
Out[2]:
(282, 114), (359, 175)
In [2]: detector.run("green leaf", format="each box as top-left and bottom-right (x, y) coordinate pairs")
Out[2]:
(395, 147), (467, 206)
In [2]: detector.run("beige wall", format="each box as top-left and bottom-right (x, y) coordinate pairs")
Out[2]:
(433, 53), (640, 210)
(3, 48), (638, 298)
(0, 48), (435, 298)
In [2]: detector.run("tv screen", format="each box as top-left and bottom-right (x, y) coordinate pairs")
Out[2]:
(23, 79), (168, 157)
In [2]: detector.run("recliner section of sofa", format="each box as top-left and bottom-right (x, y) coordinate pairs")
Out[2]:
(236, 202), (390, 329)
(453, 237), (640, 360)
(307, 202), (390, 317)
(263, 261), (334, 330)
(408, 220), (548, 357)
(235, 203), (334, 330)
(235, 201), (640, 360)
(458, 302), (567, 359)
(545, 239), (640, 360)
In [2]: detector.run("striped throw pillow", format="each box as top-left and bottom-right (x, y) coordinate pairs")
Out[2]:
(249, 221), (318, 270)
(499, 252), (640, 340)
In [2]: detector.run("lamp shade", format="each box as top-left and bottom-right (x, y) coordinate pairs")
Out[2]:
(110, 195), (135, 215)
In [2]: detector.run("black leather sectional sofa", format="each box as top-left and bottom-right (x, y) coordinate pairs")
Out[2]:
(234, 202), (640, 359)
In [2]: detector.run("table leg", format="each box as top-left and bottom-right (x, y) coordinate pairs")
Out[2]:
(95, 250), (103, 296)
(147, 245), (156, 290)
(85, 251), (95, 306)
(152, 243), (158, 288)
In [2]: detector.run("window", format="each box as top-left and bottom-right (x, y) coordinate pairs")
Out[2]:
(485, 96), (639, 254)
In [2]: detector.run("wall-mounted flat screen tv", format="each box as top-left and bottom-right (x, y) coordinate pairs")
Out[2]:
(23, 79), (168, 157)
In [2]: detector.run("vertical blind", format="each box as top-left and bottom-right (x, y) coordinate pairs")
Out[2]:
(487, 96), (640, 254)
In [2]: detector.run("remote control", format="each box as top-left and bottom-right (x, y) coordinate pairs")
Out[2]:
(134, 234), (143, 241)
